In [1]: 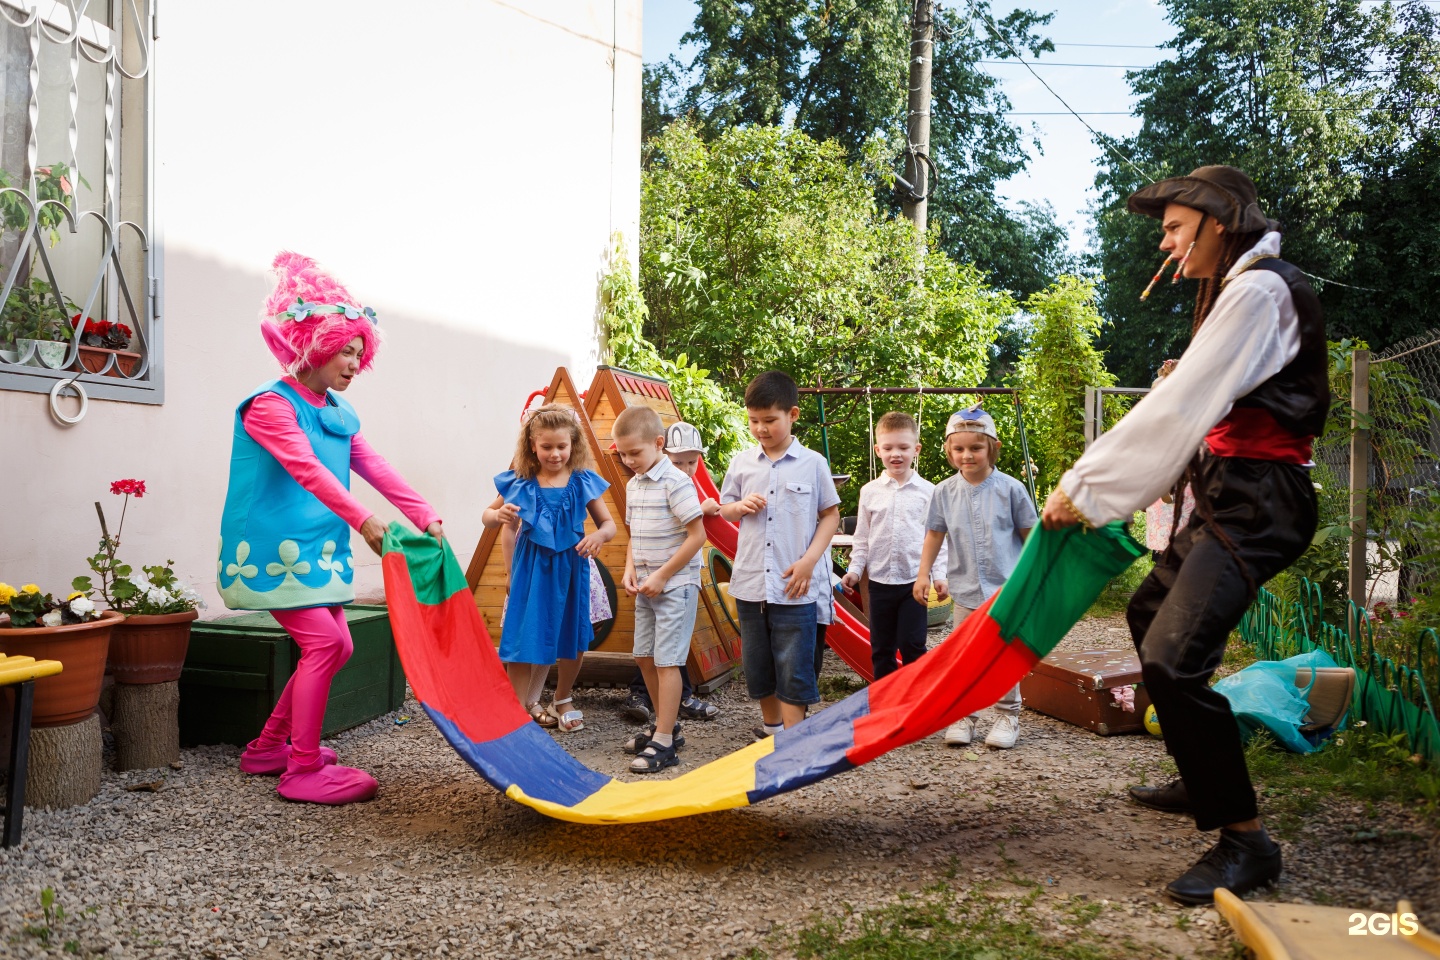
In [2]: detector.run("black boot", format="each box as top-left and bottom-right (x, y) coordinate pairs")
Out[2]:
(1165, 829), (1282, 906)
(1128, 779), (1192, 814)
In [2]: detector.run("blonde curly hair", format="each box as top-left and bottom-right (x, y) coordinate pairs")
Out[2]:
(512, 404), (595, 479)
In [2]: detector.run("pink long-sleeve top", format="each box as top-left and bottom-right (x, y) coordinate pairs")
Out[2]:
(241, 377), (441, 533)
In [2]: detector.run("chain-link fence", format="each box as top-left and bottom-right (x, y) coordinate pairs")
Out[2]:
(1258, 329), (1440, 760)
(1309, 331), (1440, 611)
(1369, 332), (1440, 605)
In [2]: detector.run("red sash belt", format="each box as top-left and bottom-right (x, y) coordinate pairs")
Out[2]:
(1205, 407), (1313, 464)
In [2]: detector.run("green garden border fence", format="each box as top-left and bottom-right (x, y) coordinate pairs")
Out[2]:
(1240, 578), (1440, 763)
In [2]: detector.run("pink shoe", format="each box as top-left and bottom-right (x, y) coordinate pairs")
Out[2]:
(277, 762), (378, 805)
(239, 742), (339, 775)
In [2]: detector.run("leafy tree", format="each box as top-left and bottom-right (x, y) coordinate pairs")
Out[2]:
(641, 121), (1009, 390)
(599, 235), (750, 466)
(1091, 0), (1440, 384)
(646, 0), (1073, 298)
(1013, 276), (1117, 493)
(639, 119), (1014, 500)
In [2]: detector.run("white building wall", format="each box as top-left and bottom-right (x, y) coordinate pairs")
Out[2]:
(0, 0), (642, 611)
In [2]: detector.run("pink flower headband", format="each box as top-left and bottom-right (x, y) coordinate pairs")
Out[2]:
(276, 296), (379, 325)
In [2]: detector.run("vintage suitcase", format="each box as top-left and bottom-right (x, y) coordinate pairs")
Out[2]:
(1020, 649), (1153, 736)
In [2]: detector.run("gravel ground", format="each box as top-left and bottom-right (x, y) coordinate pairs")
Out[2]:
(1, 615), (1435, 959)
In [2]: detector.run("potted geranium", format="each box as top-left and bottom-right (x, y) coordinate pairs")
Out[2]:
(74, 479), (203, 683)
(74, 317), (139, 377)
(0, 582), (120, 727)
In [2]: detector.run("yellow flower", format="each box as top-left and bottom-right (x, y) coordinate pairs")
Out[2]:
(21, 584), (40, 594)
(0, 583), (16, 604)
(67, 591), (85, 600)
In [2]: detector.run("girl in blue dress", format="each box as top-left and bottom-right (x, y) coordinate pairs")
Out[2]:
(482, 404), (615, 731)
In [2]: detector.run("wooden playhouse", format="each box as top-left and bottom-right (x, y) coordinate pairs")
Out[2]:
(463, 366), (742, 690)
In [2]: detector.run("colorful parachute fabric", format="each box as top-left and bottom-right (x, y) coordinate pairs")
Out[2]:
(380, 522), (1143, 824)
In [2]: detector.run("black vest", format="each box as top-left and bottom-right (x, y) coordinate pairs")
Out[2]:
(1228, 258), (1330, 438)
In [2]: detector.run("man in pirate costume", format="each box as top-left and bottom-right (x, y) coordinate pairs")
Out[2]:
(1041, 165), (1326, 905)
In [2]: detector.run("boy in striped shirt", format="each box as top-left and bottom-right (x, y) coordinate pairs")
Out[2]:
(613, 405), (708, 773)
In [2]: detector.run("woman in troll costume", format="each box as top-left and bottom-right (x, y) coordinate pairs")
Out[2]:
(218, 252), (444, 805)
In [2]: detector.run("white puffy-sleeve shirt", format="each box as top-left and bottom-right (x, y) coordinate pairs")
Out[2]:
(1059, 232), (1302, 527)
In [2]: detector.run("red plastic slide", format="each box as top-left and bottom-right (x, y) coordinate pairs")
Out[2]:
(694, 463), (883, 681)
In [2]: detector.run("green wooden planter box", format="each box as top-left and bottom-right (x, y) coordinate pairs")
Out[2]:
(178, 605), (405, 747)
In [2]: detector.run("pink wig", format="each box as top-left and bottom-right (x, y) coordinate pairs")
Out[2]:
(259, 251), (381, 376)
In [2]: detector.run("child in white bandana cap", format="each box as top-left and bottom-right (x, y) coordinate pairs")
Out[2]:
(915, 407), (1037, 750)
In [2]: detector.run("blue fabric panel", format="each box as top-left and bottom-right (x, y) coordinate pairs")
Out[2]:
(424, 702), (610, 808)
(747, 688), (868, 802)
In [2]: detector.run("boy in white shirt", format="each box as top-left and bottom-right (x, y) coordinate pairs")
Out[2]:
(720, 371), (841, 733)
(841, 411), (946, 680)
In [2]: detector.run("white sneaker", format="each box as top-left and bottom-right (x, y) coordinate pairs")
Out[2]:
(944, 717), (976, 746)
(985, 713), (1020, 749)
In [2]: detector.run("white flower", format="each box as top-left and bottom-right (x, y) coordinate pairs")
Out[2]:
(130, 571), (152, 592)
(69, 596), (95, 617)
(146, 587), (171, 607)
(41, 610), (62, 627)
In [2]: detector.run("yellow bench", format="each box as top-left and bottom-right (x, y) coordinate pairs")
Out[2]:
(1, 653), (64, 848)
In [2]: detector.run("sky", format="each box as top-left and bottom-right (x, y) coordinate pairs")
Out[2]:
(641, 0), (1175, 253)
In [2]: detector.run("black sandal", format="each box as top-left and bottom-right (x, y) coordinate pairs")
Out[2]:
(629, 741), (679, 774)
(623, 723), (684, 755)
(679, 695), (720, 721)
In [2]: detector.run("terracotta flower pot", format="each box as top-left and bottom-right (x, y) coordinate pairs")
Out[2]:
(107, 609), (198, 684)
(0, 610), (121, 726)
(76, 345), (141, 377)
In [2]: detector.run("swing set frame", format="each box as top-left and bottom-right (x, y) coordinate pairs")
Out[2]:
(798, 385), (1040, 506)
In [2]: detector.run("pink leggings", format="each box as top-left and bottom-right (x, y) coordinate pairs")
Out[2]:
(255, 606), (353, 768)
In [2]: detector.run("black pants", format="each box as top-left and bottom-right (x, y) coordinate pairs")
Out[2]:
(628, 664), (695, 703)
(814, 623), (828, 679)
(1127, 454), (1317, 832)
(868, 580), (929, 680)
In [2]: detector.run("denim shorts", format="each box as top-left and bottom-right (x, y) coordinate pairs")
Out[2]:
(633, 583), (699, 668)
(736, 599), (819, 706)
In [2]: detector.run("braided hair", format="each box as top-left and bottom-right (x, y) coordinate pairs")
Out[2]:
(1167, 225), (1268, 598)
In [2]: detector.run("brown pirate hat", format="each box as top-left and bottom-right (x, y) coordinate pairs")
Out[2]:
(1127, 165), (1276, 233)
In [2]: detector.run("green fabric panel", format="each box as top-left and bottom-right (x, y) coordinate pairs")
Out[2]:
(383, 523), (469, 607)
(989, 522), (1145, 658)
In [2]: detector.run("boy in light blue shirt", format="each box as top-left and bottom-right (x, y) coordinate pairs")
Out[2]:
(720, 371), (841, 735)
(916, 407), (1037, 749)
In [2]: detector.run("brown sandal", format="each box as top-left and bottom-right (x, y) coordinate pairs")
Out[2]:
(528, 701), (558, 728)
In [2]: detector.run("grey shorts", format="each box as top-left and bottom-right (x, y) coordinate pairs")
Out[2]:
(633, 583), (699, 667)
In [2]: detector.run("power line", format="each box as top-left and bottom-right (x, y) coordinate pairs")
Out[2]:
(1052, 42), (1162, 49)
(960, 0), (1157, 182)
(979, 59), (1157, 68)
(977, 106), (1437, 115)
(979, 59), (1402, 73)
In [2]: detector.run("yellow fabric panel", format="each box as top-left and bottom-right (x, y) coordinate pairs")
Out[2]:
(506, 738), (775, 824)
(0, 654), (64, 685)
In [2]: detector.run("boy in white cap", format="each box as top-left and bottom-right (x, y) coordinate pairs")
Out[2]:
(915, 407), (1037, 749)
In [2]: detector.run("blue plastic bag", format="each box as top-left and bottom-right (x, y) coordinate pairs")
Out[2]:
(1214, 649), (1343, 754)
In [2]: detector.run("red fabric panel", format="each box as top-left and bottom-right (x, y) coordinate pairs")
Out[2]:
(1204, 407), (1313, 463)
(847, 597), (1038, 766)
(381, 553), (530, 743)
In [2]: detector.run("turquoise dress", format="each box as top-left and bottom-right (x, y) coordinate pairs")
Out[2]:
(217, 379), (358, 610)
(497, 468), (609, 664)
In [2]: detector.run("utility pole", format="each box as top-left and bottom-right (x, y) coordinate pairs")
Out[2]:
(902, 0), (934, 259)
